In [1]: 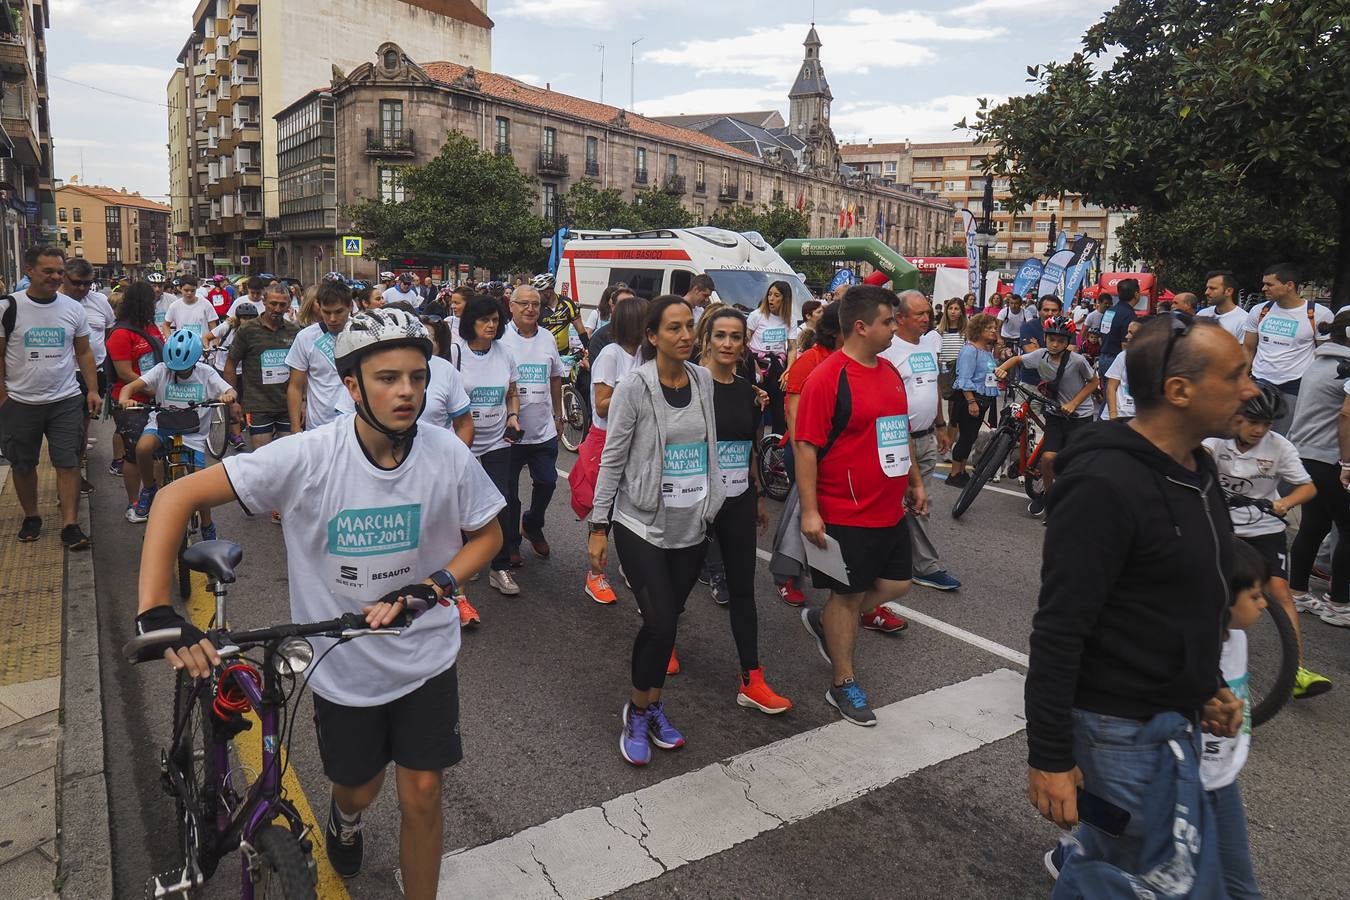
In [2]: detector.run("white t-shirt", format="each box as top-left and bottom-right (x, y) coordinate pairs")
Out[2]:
(382, 285), (421, 308)
(998, 306), (1034, 339)
(501, 323), (565, 444)
(335, 353), (471, 432)
(1204, 430), (1311, 537)
(1243, 301), (1333, 385)
(0, 290), (91, 403)
(210, 321), (243, 373)
(222, 420), (505, 707)
(1104, 351), (1135, 419)
(154, 293), (174, 330)
(195, 286), (211, 303)
(746, 310), (790, 355)
(457, 342), (517, 456)
(165, 297), (218, 341)
(590, 342), (639, 431)
(1201, 631), (1250, 791)
(582, 309), (608, 333)
(139, 361), (231, 451)
(1196, 305), (1248, 342)
(881, 331), (942, 432)
(285, 323), (345, 429)
(72, 290), (116, 365)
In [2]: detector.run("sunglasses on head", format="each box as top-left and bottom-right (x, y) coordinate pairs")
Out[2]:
(1157, 312), (1196, 396)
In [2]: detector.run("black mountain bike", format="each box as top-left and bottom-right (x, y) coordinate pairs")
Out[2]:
(952, 382), (1051, 519)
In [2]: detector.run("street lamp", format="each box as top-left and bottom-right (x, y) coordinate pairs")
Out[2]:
(974, 174), (997, 308)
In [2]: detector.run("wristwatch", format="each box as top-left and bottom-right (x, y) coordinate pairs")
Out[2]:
(427, 568), (458, 598)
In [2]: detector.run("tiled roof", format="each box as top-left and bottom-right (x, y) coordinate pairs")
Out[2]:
(401, 0), (493, 30)
(57, 185), (171, 213)
(652, 111), (785, 130)
(421, 62), (759, 161)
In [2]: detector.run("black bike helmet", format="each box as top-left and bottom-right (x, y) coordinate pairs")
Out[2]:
(1043, 314), (1073, 339)
(1241, 382), (1284, 423)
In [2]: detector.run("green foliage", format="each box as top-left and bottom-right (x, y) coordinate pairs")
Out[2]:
(345, 132), (548, 274)
(630, 188), (696, 230)
(560, 180), (643, 231)
(933, 242), (967, 258)
(710, 201), (811, 247)
(969, 0), (1349, 303)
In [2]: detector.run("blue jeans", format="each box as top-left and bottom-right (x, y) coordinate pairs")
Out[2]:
(506, 437), (559, 551)
(1210, 781), (1262, 899)
(1068, 709), (1202, 873)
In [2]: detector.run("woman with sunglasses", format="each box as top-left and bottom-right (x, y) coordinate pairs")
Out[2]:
(588, 296), (724, 766)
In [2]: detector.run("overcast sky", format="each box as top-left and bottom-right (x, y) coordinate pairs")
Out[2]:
(46, 0), (1115, 203)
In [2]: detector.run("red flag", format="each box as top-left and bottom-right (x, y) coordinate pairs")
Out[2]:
(796, 191), (805, 211)
(838, 208), (846, 229)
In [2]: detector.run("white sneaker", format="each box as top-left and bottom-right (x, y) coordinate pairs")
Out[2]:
(1318, 602), (1350, 627)
(1294, 591), (1331, 615)
(618, 563), (632, 590)
(489, 569), (520, 596)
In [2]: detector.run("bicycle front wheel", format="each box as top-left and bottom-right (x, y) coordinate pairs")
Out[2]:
(206, 404), (230, 459)
(1249, 600), (1299, 727)
(559, 383), (589, 453)
(757, 433), (790, 502)
(172, 672), (220, 880)
(952, 428), (1014, 520)
(251, 824), (317, 899)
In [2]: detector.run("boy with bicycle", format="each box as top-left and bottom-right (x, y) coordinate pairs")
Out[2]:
(118, 329), (234, 537)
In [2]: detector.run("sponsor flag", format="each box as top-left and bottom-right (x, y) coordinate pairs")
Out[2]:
(960, 210), (979, 296)
(1062, 237), (1100, 302)
(1037, 249), (1076, 298)
(1011, 258), (1044, 297)
(829, 268), (857, 292)
(1055, 229), (1068, 253)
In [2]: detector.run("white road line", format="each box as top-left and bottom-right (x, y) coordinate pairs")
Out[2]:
(429, 668), (1026, 899)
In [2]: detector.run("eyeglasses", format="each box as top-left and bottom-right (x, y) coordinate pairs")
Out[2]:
(511, 300), (541, 309)
(1157, 312), (1195, 396)
(67, 278), (94, 287)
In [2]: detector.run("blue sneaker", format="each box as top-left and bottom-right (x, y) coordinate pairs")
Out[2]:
(646, 700), (685, 750)
(913, 570), (961, 591)
(1044, 838), (1076, 880)
(620, 702), (652, 766)
(200, 522), (217, 542)
(826, 678), (876, 726)
(126, 484), (157, 524)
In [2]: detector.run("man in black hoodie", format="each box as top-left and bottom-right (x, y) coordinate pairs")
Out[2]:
(1026, 315), (1256, 869)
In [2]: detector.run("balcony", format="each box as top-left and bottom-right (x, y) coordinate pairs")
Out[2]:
(634, 168), (648, 185)
(661, 174), (686, 195)
(744, 189), (753, 202)
(0, 35), (27, 81)
(584, 159), (599, 177)
(693, 180), (706, 194)
(233, 31), (259, 54)
(367, 128), (415, 156)
(718, 184), (738, 202)
(494, 141), (511, 157)
(232, 75), (260, 100)
(239, 165), (262, 188)
(1, 114), (40, 166)
(536, 150), (569, 176)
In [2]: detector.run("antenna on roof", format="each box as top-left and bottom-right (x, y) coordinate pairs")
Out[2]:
(594, 43), (605, 105)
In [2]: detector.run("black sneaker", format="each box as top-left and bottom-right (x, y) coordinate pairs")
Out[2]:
(709, 567), (730, 606)
(826, 678), (877, 726)
(60, 523), (91, 551)
(1027, 497), (1046, 517)
(801, 607), (831, 664)
(17, 516), (41, 542)
(80, 477), (95, 495)
(325, 793), (363, 878)
(945, 471), (971, 488)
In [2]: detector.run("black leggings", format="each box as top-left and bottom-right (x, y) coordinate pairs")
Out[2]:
(1290, 459), (1350, 604)
(708, 490), (760, 672)
(951, 395), (995, 462)
(760, 355), (788, 434)
(614, 523), (708, 691)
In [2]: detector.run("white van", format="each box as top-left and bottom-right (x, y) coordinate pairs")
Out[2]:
(557, 227), (812, 321)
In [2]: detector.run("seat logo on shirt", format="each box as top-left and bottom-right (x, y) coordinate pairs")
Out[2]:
(24, 327), (64, 348)
(327, 504), (422, 556)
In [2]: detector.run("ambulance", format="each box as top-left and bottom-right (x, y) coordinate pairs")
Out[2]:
(556, 227), (812, 320)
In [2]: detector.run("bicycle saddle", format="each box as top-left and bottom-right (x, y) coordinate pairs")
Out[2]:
(182, 540), (244, 584)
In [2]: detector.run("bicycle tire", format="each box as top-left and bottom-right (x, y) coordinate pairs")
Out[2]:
(206, 404), (230, 460)
(952, 428), (1014, 519)
(1250, 600), (1299, 728)
(1022, 432), (1046, 509)
(758, 433), (791, 502)
(171, 672), (220, 880)
(559, 383), (589, 453)
(251, 824), (317, 899)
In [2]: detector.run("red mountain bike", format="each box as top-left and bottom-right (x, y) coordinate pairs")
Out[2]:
(951, 382), (1051, 519)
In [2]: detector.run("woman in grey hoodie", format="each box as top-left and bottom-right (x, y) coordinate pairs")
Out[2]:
(588, 295), (725, 767)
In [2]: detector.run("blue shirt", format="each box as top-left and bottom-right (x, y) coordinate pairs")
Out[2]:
(953, 343), (1000, 397)
(1099, 299), (1137, 362)
(1018, 318), (1046, 386)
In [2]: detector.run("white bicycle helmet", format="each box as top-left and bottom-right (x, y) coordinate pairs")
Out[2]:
(378, 270), (395, 281)
(335, 308), (433, 377)
(323, 270), (345, 282)
(531, 272), (555, 290)
(147, 272), (166, 284)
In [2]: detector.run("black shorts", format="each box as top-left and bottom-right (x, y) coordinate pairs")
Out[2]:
(1241, 532), (1289, 581)
(312, 663), (462, 787)
(0, 395), (85, 472)
(810, 519), (913, 595)
(1042, 413), (1091, 454)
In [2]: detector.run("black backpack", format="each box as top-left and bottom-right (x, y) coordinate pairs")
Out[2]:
(103, 321), (165, 385)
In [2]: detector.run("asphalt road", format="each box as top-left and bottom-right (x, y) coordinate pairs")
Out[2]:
(87, 419), (1350, 899)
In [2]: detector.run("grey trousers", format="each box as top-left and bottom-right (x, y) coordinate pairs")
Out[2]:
(907, 431), (943, 577)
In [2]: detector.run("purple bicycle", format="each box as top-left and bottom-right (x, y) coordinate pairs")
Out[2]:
(123, 540), (403, 898)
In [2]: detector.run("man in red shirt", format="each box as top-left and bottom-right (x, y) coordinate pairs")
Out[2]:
(795, 285), (927, 725)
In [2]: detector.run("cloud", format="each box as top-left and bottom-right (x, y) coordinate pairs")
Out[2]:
(511, 73), (544, 86)
(830, 95), (1007, 145)
(643, 10), (1001, 78)
(497, 0), (637, 26)
(635, 87), (786, 119)
(57, 0), (196, 50)
(950, 0), (1110, 17)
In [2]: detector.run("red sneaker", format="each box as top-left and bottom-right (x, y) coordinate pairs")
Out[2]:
(666, 649), (680, 676)
(736, 667), (792, 714)
(776, 579), (806, 607)
(861, 605), (908, 634)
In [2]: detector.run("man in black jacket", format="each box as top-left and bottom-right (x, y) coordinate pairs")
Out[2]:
(1026, 314), (1255, 870)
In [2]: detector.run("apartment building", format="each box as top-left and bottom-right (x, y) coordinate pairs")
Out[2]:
(167, 0), (493, 275)
(271, 38), (952, 282)
(167, 67), (192, 269)
(839, 140), (1111, 267)
(55, 184), (171, 277)
(0, 0), (55, 287)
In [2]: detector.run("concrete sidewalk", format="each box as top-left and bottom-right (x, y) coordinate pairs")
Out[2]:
(0, 459), (112, 899)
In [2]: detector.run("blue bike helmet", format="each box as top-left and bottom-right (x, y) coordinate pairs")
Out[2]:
(165, 329), (203, 372)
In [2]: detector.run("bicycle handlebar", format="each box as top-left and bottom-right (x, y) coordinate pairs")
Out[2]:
(122, 612), (403, 664)
(1224, 491), (1285, 520)
(121, 400), (231, 411)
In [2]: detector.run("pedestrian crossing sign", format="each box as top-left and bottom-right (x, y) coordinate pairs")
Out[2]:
(342, 236), (363, 256)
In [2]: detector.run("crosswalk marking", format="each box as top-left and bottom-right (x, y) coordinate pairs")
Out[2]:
(426, 668), (1026, 899)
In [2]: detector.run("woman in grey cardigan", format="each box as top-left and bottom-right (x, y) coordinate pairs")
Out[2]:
(587, 295), (725, 767)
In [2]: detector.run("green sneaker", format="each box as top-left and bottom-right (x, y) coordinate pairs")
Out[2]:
(1293, 666), (1333, 699)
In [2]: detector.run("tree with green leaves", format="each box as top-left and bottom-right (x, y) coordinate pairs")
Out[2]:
(630, 188), (695, 230)
(560, 180), (643, 231)
(710, 201), (811, 247)
(346, 132), (548, 274)
(969, 0), (1349, 303)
